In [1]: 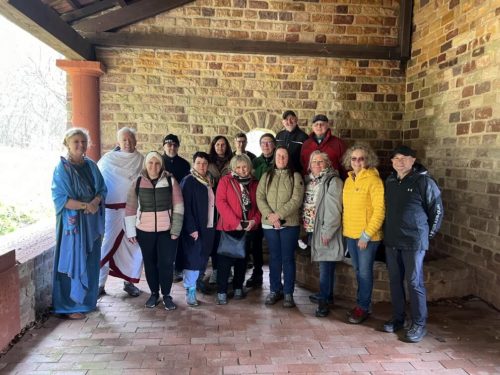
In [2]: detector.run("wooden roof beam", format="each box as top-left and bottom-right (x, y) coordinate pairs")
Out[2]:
(74, 0), (195, 32)
(0, 0), (94, 60)
(398, 0), (413, 62)
(61, 0), (119, 23)
(86, 32), (401, 60)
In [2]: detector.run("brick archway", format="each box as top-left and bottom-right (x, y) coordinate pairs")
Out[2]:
(233, 110), (282, 135)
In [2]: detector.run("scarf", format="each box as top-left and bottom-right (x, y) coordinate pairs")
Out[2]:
(308, 167), (332, 184)
(230, 172), (252, 215)
(191, 168), (213, 187)
(231, 171), (252, 186)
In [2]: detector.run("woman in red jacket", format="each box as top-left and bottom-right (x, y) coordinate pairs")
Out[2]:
(215, 154), (261, 305)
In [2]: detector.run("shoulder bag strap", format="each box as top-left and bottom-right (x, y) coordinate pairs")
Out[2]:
(229, 179), (247, 221)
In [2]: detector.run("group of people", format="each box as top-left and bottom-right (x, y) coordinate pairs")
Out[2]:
(51, 109), (443, 344)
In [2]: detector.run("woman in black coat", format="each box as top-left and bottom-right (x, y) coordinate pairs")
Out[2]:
(180, 152), (216, 306)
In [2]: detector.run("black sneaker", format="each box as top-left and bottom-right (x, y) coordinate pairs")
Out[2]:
(315, 301), (330, 318)
(265, 291), (283, 305)
(245, 276), (263, 288)
(383, 319), (405, 333)
(233, 288), (247, 300)
(309, 293), (333, 304)
(216, 293), (228, 305)
(405, 324), (427, 343)
(123, 282), (141, 297)
(163, 295), (177, 311)
(145, 294), (160, 308)
(283, 294), (296, 308)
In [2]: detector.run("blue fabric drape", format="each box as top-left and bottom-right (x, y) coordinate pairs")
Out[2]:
(51, 157), (107, 311)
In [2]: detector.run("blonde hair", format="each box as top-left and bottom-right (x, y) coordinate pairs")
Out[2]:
(142, 151), (164, 174)
(230, 153), (252, 172)
(308, 150), (332, 172)
(63, 127), (90, 148)
(342, 142), (379, 170)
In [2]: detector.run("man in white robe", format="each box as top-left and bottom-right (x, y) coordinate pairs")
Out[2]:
(98, 127), (144, 296)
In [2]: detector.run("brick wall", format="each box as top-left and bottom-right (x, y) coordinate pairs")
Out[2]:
(0, 251), (20, 352)
(124, 0), (400, 46)
(404, 1), (500, 307)
(98, 49), (404, 164)
(11, 223), (56, 330)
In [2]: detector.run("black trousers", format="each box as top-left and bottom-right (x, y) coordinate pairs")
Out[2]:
(136, 229), (177, 297)
(217, 254), (246, 294)
(246, 227), (264, 278)
(209, 230), (221, 271)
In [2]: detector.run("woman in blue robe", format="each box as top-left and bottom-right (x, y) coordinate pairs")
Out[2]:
(51, 128), (107, 320)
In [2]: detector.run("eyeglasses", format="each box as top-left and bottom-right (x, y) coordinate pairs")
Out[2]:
(260, 141), (274, 146)
(311, 160), (326, 164)
(351, 157), (365, 162)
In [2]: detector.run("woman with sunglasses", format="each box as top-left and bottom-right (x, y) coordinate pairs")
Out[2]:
(342, 143), (385, 324)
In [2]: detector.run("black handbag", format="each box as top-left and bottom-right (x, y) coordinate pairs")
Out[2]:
(216, 179), (247, 259)
(217, 231), (246, 259)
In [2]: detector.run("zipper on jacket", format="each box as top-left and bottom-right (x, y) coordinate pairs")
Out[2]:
(153, 184), (157, 232)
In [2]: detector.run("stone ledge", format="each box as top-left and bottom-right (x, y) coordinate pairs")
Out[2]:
(296, 251), (475, 303)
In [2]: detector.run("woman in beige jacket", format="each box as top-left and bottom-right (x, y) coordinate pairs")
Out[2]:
(257, 146), (304, 308)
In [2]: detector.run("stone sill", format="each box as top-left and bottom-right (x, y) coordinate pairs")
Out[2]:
(0, 218), (55, 263)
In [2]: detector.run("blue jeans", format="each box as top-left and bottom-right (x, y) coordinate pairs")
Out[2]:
(319, 261), (336, 302)
(264, 226), (300, 294)
(385, 247), (427, 326)
(346, 238), (380, 311)
(183, 270), (199, 289)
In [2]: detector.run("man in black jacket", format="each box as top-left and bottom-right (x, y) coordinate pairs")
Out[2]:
(276, 110), (308, 174)
(383, 145), (443, 343)
(162, 133), (191, 282)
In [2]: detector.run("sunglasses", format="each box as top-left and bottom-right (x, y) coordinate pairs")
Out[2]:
(351, 157), (365, 162)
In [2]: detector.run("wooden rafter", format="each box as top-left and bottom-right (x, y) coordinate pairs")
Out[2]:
(65, 0), (82, 9)
(398, 0), (413, 62)
(61, 0), (119, 23)
(0, 0), (94, 60)
(74, 0), (195, 32)
(86, 32), (401, 60)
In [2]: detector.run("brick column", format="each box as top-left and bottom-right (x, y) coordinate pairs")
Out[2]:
(56, 60), (106, 161)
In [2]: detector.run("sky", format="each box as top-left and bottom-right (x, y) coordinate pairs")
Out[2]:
(0, 15), (63, 72)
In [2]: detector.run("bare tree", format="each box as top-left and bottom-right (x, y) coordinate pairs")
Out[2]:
(0, 50), (66, 150)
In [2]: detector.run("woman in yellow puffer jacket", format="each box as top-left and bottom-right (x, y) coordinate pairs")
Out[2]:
(342, 143), (385, 325)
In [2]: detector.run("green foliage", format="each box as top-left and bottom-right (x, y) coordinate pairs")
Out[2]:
(0, 202), (36, 236)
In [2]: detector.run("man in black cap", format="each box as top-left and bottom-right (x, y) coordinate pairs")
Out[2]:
(383, 145), (443, 343)
(162, 134), (191, 282)
(276, 110), (308, 173)
(300, 114), (346, 177)
(162, 134), (191, 184)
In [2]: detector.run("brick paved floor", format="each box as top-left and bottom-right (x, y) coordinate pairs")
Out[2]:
(1, 267), (499, 374)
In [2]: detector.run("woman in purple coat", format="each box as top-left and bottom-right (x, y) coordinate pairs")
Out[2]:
(180, 152), (216, 306)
